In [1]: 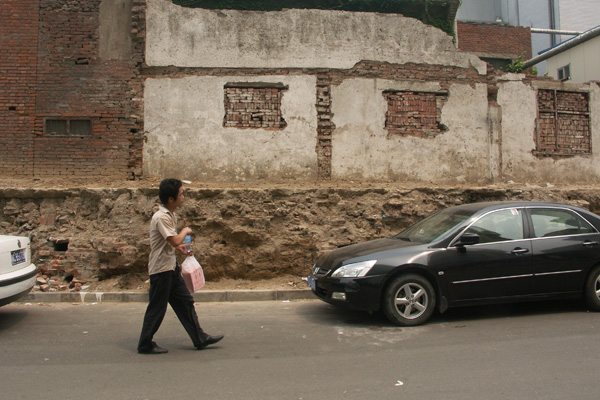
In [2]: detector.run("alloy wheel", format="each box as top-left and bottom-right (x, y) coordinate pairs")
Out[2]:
(394, 282), (429, 320)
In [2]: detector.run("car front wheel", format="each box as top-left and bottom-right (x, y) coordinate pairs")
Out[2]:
(585, 266), (600, 311)
(383, 274), (436, 326)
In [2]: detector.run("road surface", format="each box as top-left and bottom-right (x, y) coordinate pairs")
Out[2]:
(1, 298), (599, 399)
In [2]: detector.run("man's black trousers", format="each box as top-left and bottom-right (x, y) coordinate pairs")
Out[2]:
(138, 265), (208, 351)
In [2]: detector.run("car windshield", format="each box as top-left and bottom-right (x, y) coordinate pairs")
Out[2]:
(394, 206), (477, 243)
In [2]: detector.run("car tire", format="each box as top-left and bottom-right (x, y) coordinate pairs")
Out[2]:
(383, 274), (436, 326)
(584, 266), (600, 311)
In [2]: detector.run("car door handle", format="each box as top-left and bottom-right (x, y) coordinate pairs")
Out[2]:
(511, 248), (529, 255)
(583, 241), (599, 247)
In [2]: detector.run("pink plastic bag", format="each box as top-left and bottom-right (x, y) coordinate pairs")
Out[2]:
(181, 255), (205, 293)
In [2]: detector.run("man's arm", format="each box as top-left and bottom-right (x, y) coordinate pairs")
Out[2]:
(166, 226), (193, 248)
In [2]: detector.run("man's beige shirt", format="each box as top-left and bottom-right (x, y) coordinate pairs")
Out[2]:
(148, 206), (178, 275)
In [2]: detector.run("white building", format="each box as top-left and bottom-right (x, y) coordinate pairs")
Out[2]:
(545, 27), (600, 83)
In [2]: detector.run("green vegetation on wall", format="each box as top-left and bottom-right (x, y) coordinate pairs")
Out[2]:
(172, 0), (457, 37)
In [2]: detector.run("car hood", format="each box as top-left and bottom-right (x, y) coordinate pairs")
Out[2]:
(315, 237), (422, 270)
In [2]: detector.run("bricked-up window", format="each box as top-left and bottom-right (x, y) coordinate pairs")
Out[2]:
(536, 90), (590, 156)
(383, 91), (448, 138)
(223, 82), (288, 129)
(45, 119), (92, 136)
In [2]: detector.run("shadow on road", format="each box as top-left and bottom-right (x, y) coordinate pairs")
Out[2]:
(433, 298), (587, 325)
(0, 306), (30, 332)
(297, 298), (589, 328)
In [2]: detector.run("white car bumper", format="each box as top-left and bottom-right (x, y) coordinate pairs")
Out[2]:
(0, 263), (37, 306)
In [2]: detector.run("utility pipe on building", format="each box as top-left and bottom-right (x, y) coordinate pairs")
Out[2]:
(530, 28), (583, 35)
(522, 26), (600, 70)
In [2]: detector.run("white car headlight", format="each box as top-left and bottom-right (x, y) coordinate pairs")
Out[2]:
(331, 260), (377, 278)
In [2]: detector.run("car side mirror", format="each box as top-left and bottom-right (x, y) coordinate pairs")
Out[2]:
(455, 233), (480, 247)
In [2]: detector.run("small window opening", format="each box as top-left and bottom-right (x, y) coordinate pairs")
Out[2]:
(557, 65), (571, 81)
(45, 118), (92, 136)
(53, 239), (69, 252)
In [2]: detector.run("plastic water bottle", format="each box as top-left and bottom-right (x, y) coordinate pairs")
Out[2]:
(184, 235), (192, 253)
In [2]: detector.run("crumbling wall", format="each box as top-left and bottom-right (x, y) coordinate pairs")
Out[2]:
(498, 78), (600, 183)
(143, 75), (319, 181)
(143, 0), (489, 183)
(2, 186), (600, 288)
(330, 79), (489, 183)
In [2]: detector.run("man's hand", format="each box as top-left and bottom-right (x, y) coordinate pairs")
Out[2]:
(176, 244), (193, 256)
(167, 226), (194, 249)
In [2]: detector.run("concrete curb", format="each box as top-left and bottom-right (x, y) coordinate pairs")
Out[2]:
(23, 289), (316, 303)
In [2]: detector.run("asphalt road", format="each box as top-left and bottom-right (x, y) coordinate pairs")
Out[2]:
(1, 298), (600, 400)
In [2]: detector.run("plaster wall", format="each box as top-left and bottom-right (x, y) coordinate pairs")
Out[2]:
(498, 78), (600, 184)
(99, 0), (133, 60)
(330, 79), (490, 183)
(143, 75), (318, 181)
(146, 0), (485, 72)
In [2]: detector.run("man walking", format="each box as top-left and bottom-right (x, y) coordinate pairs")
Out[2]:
(138, 178), (224, 354)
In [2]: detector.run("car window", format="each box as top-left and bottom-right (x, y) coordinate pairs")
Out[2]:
(530, 208), (596, 238)
(395, 206), (476, 243)
(464, 208), (524, 244)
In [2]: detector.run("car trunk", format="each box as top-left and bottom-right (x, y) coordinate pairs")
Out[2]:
(0, 235), (32, 275)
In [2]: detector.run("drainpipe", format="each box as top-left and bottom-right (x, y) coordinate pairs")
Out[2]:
(521, 26), (600, 70)
(548, 0), (556, 46)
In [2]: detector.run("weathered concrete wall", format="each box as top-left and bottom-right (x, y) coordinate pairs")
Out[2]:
(331, 79), (490, 184)
(146, 0), (485, 71)
(498, 78), (600, 183)
(99, 0), (133, 60)
(2, 186), (600, 286)
(143, 75), (318, 181)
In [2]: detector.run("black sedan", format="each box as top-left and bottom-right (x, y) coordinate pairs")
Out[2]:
(307, 202), (600, 326)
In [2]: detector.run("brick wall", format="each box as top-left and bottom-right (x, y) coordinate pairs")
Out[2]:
(536, 89), (590, 156)
(0, 0), (39, 176)
(457, 21), (532, 59)
(0, 0), (145, 179)
(223, 85), (287, 129)
(383, 91), (448, 138)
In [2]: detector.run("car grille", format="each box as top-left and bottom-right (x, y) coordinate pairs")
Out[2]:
(311, 264), (330, 277)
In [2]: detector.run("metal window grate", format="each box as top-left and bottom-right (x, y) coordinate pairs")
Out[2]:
(44, 118), (92, 136)
(46, 119), (67, 135)
(70, 120), (91, 135)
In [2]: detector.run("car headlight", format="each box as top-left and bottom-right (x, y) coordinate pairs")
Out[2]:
(331, 260), (377, 278)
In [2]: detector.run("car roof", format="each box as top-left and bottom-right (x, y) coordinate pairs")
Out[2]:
(453, 201), (588, 213)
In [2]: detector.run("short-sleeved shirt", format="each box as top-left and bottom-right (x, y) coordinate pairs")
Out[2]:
(148, 206), (178, 275)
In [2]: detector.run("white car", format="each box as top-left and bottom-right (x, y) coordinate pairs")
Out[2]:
(0, 235), (37, 306)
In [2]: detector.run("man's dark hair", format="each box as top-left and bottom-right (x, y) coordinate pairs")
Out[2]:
(159, 178), (182, 205)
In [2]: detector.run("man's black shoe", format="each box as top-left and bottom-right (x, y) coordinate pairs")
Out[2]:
(138, 342), (168, 354)
(196, 335), (224, 350)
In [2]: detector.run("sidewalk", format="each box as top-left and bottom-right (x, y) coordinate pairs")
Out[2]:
(23, 288), (315, 303)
